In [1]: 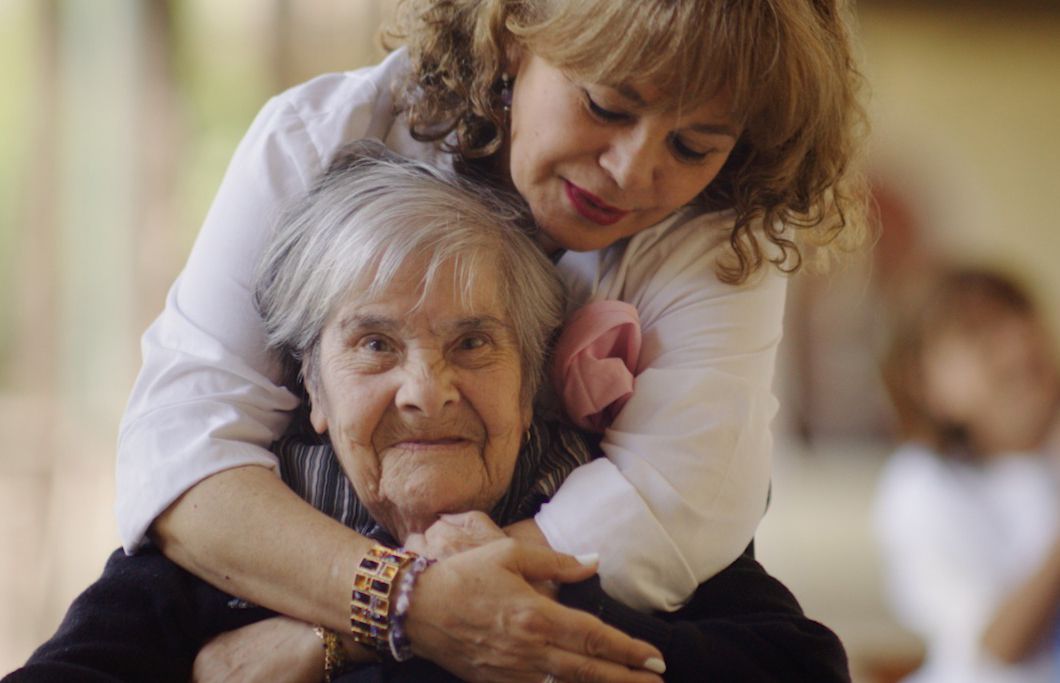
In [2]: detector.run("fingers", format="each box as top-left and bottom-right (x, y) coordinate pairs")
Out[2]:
(414, 512), (508, 560)
(457, 599), (665, 683)
(406, 539), (665, 683)
(402, 531), (431, 557)
(536, 600), (665, 677)
(438, 510), (504, 534)
(432, 511), (506, 548)
(503, 540), (599, 585)
(544, 650), (666, 683)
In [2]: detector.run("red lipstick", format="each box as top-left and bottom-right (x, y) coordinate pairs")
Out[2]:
(564, 180), (628, 226)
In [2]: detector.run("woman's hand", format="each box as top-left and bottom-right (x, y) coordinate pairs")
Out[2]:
(192, 616), (322, 683)
(192, 616), (373, 683)
(404, 511), (508, 559)
(405, 538), (666, 683)
(505, 518), (552, 548)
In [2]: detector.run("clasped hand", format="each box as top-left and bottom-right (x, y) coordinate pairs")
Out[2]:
(405, 512), (666, 683)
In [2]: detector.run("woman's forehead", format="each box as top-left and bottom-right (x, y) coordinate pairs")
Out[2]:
(334, 262), (512, 332)
(333, 307), (512, 341)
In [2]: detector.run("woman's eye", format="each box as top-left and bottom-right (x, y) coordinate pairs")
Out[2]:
(584, 91), (629, 122)
(456, 335), (488, 351)
(362, 336), (394, 353)
(670, 134), (711, 163)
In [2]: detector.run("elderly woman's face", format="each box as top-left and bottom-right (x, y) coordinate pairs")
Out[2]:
(307, 260), (530, 542)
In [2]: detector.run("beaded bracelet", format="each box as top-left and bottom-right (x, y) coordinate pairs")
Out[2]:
(387, 554), (436, 661)
(349, 545), (416, 654)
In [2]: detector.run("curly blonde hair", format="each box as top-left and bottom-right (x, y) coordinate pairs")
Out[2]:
(384, 0), (869, 283)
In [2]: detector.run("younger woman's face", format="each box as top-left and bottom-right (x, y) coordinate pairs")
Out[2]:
(505, 52), (741, 253)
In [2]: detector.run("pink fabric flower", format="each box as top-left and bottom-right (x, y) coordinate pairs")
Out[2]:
(551, 301), (642, 433)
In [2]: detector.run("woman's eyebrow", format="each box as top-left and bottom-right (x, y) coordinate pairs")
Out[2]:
(616, 83), (646, 106)
(450, 316), (510, 335)
(337, 314), (400, 335)
(616, 84), (738, 138)
(688, 122), (739, 139)
(338, 314), (511, 337)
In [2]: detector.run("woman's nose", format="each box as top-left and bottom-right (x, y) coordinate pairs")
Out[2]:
(599, 129), (657, 191)
(394, 356), (459, 416)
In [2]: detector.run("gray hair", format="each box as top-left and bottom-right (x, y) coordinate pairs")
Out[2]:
(255, 141), (567, 404)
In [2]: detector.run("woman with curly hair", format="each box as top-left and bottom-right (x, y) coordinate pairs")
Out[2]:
(112, 1), (869, 681)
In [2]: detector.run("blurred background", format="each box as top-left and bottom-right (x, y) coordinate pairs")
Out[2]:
(1, 1), (1059, 680)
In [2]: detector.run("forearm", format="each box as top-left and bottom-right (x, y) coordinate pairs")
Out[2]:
(151, 464), (375, 632)
(981, 534), (1060, 663)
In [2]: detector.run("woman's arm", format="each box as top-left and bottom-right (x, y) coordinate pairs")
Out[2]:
(540, 213), (786, 611)
(192, 617), (334, 683)
(981, 532), (1060, 663)
(152, 466), (373, 629)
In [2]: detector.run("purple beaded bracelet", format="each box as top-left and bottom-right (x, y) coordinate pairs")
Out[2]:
(387, 554), (436, 661)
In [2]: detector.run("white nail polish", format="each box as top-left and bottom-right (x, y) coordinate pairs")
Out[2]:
(574, 553), (599, 566)
(644, 657), (666, 674)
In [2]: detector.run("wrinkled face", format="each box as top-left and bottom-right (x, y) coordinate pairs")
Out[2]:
(505, 52), (741, 253)
(922, 311), (1060, 454)
(307, 260), (530, 542)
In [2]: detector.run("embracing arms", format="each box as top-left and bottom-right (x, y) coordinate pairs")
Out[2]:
(539, 217), (787, 610)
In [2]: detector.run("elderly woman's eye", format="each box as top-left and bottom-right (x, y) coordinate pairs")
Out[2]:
(362, 336), (394, 353)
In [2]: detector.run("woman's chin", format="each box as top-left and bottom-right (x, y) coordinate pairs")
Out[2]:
(380, 486), (491, 538)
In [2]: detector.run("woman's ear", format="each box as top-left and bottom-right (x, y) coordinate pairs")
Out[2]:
(309, 399), (329, 435)
(505, 41), (524, 78)
(520, 399), (533, 434)
(304, 367), (329, 435)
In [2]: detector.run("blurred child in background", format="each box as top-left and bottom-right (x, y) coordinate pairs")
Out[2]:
(875, 268), (1060, 682)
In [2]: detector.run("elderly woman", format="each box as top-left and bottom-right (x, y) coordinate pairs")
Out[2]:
(6, 147), (849, 683)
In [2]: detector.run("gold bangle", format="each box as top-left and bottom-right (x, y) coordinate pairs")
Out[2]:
(313, 625), (354, 682)
(349, 544), (416, 654)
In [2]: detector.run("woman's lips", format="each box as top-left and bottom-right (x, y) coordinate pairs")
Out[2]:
(390, 437), (471, 452)
(563, 180), (629, 226)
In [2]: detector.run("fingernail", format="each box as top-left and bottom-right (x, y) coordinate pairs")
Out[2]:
(644, 657), (666, 674)
(574, 553), (599, 566)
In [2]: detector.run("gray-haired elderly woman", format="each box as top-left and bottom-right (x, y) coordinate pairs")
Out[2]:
(258, 143), (581, 545)
(7, 145), (849, 683)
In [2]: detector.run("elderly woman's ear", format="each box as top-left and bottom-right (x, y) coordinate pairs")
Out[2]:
(303, 363), (329, 435)
(309, 394), (328, 435)
(521, 401), (533, 436)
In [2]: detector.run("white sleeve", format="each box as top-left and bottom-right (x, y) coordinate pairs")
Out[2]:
(114, 67), (394, 552)
(536, 215), (785, 611)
